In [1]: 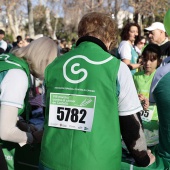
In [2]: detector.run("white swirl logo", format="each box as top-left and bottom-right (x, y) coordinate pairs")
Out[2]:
(63, 55), (113, 84)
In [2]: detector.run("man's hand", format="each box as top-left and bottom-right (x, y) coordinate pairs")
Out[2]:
(147, 149), (155, 166)
(32, 129), (43, 143)
(17, 121), (37, 133)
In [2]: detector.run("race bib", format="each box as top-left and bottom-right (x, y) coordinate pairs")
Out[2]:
(48, 93), (96, 132)
(140, 105), (155, 122)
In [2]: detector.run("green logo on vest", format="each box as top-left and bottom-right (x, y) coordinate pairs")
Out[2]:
(63, 55), (113, 84)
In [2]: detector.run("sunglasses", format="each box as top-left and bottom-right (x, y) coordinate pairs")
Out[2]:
(148, 31), (154, 35)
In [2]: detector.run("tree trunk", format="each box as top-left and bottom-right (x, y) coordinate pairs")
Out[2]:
(6, 8), (17, 40)
(115, 0), (118, 22)
(27, 0), (35, 38)
(45, 7), (54, 38)
(53, 17), (58, 40)
(14, 10), (19, 36)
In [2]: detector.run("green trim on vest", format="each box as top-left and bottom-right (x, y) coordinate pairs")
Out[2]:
(0, 53), (30, 78)
(0, 53), (31, 116)
(40, 41), (122, 170)
(130, 45), (138, 75)
(153, 72), (170, 161)
(0, 70), (7, 83)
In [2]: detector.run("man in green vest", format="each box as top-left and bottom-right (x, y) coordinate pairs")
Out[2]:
(39, 12), (155, 170)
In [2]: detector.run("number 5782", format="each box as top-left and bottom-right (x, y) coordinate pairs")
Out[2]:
(57, 107), (87, 124)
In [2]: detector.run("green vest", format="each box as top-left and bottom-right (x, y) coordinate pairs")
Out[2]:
(0, 53), (30, 75)
(0, 53), (31, 170)
(153, 72), (170, 161)
(40, 41), (121, 170)
(130, 45), (138, 75)
(0, 53), (31, 113)
(121, 72), (170, 170)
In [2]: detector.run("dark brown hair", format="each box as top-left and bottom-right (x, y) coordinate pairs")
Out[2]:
(120, 23), (141, 45)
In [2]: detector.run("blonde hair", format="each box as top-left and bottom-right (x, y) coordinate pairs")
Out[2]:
(78, 12), (118, 48)
(11, 37), (57, 79)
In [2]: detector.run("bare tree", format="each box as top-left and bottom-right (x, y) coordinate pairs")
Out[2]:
(114, 0), (123, 21)
(0, 0), (169, 41)
(38, 0), (59, 39)
(27, 0), (35, 38)
(45, 7), (53, 37)
(2, 0), (22, 39)
(0, 0), (31, 40)
(61, 0), (106, 37)
(83, 0), (104, 12)
(129, 0), (170, 27)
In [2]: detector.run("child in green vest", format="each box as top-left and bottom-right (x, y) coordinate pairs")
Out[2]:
(133, 44), (162, 147)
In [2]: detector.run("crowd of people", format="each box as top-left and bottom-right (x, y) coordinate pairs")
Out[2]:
(0, 11), (170, 170)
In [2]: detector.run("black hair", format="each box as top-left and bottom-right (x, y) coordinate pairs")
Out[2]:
(16, 35), (22, 41)
(0, 29), (5, 35)
(141, 43), (162, 67)
(134, 36), (146, 46)
(142, 44), (161, 59)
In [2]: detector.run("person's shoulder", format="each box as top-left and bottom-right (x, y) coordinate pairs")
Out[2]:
(161, 56), (170, 66)
(164, 40), (170, 45)
(119, 40), (129, 46)
(133, 71), (145, 77)
(0, 40), (7, 49)
(157, 63), (170, 75)
(133, 71), (145, 82)
(7, 69), (27, 79)
(160, 40), (170, 48)
(118, 61), (131, 77)
(118, 41), (131, 51)
(2, 69), (28, 89)
(1, 39), (7, 46)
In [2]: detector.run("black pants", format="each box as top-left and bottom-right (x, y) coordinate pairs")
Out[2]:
(0, 145), (8, 170)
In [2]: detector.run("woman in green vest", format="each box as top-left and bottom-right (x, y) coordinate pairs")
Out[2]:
(39, 12), (155, 170)
(0, 36), (57, 170)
